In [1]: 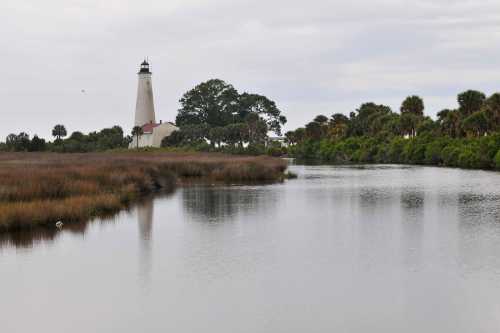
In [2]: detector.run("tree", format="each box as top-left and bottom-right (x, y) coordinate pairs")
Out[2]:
(327, 113), (350, 139)
(313, 115), (329, 124)
(29, 135), (46, 152)
(483, 93), (500, 132)
(245, 113), (268, 145)
(293, 128), (306, 144)
(176, 79), (240, 128)
(400, 113), (420, 137)
(181, 124), (209, 145)
(207, 127), (225, 148)
(131, 126), (143, 149)
(462, 111), (488, 137)
(305, 121), (323, 140)
(437, 109), (461, 138)
(69, 131), (85, 141)
(52, 124), (67, 140)
(457, 90), (486, 118)
(401, 96), (424, 117)
(161, 130), (184, 147)
(96, 126), (126, 150)
(327, 122), (348, 140)
(223, 123), (248, 147)
(284, 131), (296, 145)
(16, 132), (30, 151)
(416, 118), (438, 136)
(330, 113), (349, 127)
(6, 134), (17, 151)
(176, 79), (287, 138)
(349, 103), (392, 136)
(238, 93), (287, 136)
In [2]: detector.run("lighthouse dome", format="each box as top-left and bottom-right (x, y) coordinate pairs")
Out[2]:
(139, 60), (151, 74)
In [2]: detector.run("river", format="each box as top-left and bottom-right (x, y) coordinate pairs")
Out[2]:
(2, 164), (500, 332)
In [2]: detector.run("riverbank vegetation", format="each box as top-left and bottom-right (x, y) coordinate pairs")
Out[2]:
(286, 90), (500, 170)
(0, 152), (288, 231)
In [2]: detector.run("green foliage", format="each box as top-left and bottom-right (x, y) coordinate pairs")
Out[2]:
(53, 126), (130, 152)
(462, 111), (488, 137)
(176, 79), (286, 136)
(494, 150), (500, 170)
(169, 79), (287, 153)
(286, 89), (500, 170)
(4, 132), (45, 152)
(1, 125), (129, 153)
(401, 95), (424, 117)
(457, 90), (486, 117)
(29, 135), (47, 152)
(290, 134), (500, 170)
(52, 124), (67, 140)
(176, 79), (240, 128)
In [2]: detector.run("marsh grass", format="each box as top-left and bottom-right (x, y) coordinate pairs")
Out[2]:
(0, 152), (287, 231)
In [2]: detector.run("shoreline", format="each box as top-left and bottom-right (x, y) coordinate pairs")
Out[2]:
(291, 158), (500, 173)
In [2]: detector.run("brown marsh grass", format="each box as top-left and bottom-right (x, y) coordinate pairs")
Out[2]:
(0, 152), (287, 231)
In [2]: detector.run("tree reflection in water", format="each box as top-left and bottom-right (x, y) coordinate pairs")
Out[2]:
(181, 185), (278, 223)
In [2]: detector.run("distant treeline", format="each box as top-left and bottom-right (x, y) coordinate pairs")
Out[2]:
(0, 125), (131, 153)
(286, 90), (500, 170)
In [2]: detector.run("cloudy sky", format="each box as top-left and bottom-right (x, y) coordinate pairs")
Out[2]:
(2, 0), (500, 139)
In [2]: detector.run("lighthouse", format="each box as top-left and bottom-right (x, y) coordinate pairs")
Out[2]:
(134, 60), (156, 126)
(129, 60), (179, 149)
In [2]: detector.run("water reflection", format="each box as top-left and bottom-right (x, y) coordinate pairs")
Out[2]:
(400, 190), (425, 270)
(457, 192), (500, 274)
(0, 220), (94, 249)
(181, 185), (278, 223)
(0, 196), (160, 250)
(4, 165), (500, 332)
(137, 200), (153, 287)
(0, 228), (59, 249)
(401, 190), (424, 210)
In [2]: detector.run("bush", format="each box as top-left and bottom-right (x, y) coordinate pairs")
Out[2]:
(424, 139), (448, 165)
(441, 146), (461, 167)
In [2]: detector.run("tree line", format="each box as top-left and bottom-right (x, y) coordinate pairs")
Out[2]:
(1, 125), (131, 152)
(286, 90), (500, 169)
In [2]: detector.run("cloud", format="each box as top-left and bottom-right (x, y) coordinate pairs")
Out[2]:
(1, 0), (500, 138)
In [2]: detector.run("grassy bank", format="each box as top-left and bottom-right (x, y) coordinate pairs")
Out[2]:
(0, 152), (287, 231)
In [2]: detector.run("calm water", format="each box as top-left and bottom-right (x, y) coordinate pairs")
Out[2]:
(2, 164), (500, 332)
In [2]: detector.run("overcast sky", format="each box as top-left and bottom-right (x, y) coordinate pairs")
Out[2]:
(2, 0), (500, 139)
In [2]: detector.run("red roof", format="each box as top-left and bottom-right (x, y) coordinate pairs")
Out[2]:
(142, 123), (160, 133)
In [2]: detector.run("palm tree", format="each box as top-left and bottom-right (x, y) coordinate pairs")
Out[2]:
(463, 111), (488, 137)
(401, 96), (425, 117)
(52, 124), (67, 141)
(437, 109), (461, 138)
(131, 126), (143, 149)
(483, 93), (500, 132)
(457, 90), (486, 118)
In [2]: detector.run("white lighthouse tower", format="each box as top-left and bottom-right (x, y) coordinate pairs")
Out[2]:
(134, 60), (156, 126)
(129, 60), (179, 149)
